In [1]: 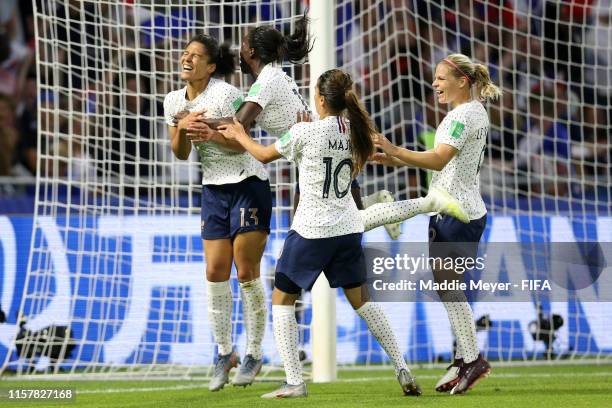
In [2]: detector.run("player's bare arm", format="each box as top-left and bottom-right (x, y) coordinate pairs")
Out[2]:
(234, 101), (263, 131)
(174, 110), (246, 152)
(218, 118), (280, 163)
(373, 133), (457, 171)
(182, 101), (262, 133)
(169, 109), (206, 160)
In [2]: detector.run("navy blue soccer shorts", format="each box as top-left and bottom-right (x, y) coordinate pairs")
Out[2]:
(274, 230), (366, 294)
(428, 213), (487, 262)
(200, 176), (272, 240)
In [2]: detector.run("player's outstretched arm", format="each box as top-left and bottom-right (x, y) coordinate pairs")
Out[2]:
(176, 100), (263, 152)
(373, 133), (457, 171)
(369, 152), (406, 167)
(190, 101), (262, 134)
(174, 111), (246, 153)
(218, 118), (281, 164)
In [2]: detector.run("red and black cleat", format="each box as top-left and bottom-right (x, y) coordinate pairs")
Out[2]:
(435, 358), (463, 392)
(450, 355), (491, 395)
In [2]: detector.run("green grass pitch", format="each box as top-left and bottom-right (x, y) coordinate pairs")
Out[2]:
(1, 364), (610, 407)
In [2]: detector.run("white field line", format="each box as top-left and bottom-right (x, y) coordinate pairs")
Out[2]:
(70, 371), (612, 395)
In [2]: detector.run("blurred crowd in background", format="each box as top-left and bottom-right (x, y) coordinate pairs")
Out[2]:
(0, 0), (610, 208)
(341, 0), (611, 203)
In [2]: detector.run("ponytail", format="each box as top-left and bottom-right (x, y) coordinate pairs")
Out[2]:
(282, 11), (313, 64)
(249, 11), (313, 65)
(317, 69), (375, 177)
(441, 53), (502, 102)
(472, 63), (502, 101)
(344, 90), (375, 176)
(187, 34), (236, 76)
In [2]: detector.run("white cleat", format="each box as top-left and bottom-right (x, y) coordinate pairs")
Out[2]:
(367, 190), (402, 239)
(427, 187), (469, 223)
(261, 382), (308, 399)
(435, 359), (463, 392)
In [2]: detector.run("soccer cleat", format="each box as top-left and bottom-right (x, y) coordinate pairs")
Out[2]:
(208, 351), (240, 391)
(435, 358), (463, 392)
(261, 382), (308, 399)
(232, 354), (263, 387)
(368, 190), (402, 240)
(397, 368), (422, 396)
(427, 187), (470, 224)
(450, 355), (491, 395)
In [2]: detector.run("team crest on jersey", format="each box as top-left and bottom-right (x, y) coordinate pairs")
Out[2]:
(279, 131), (291, 146)
(449, 120), (465, 139)
(232, 97), (244, 111)
(248, 83), (261, 97)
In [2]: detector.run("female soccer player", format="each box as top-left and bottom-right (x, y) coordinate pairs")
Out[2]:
(218, 69), (437, 399)
(192, 12), (403, 238)
(372, 53), (502, 395)
(164, 34), (270, 391)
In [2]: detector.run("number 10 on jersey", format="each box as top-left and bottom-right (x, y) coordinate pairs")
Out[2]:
(322, 157), (353, 199)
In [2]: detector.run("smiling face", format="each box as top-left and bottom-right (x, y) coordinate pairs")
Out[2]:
(432, 62), (469, 107)
(180, 41), (215, 82)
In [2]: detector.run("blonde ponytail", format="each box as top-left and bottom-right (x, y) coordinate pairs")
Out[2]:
(442, 54), (502, 102)
(472, 63), (502, 101)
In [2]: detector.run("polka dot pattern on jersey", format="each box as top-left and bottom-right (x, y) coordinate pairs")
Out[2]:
(245, 63), (311, 138)
(431, 100), (489, 220)
(163, 78), (268, 185)
(274, 116), (364, 239)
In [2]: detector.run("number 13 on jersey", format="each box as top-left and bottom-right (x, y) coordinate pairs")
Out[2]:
(240, 208), (259, 227)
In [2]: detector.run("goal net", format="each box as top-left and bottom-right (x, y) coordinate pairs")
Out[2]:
(2, 0), (611, 379)
(4, 0), (304, 378)
(337, 0), (611, 365)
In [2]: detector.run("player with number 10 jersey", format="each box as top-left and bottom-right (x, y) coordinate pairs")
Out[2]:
(276, 116), (362, 239)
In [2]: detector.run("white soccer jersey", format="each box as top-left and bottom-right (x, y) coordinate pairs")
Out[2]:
(274, 116), (364, 239)
(244, 63), (310, 138)
(164, 78), (268, 185)
(430, 100), (488, 220)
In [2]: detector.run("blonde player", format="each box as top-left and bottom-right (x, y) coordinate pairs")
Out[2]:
(372, 53), (502, 395)
(164, 34), (270, 391)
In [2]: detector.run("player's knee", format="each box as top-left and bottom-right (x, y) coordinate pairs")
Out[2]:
(271, 287), (298, 306)
(236, 263), (259, 282)
(206, 263), (232, 281)
(342, 284), (368, 310)
(348, 298), (366, 310)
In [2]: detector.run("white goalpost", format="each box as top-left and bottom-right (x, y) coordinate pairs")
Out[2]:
(308, 0), (338, 384)
(2, 0), (611, 380)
